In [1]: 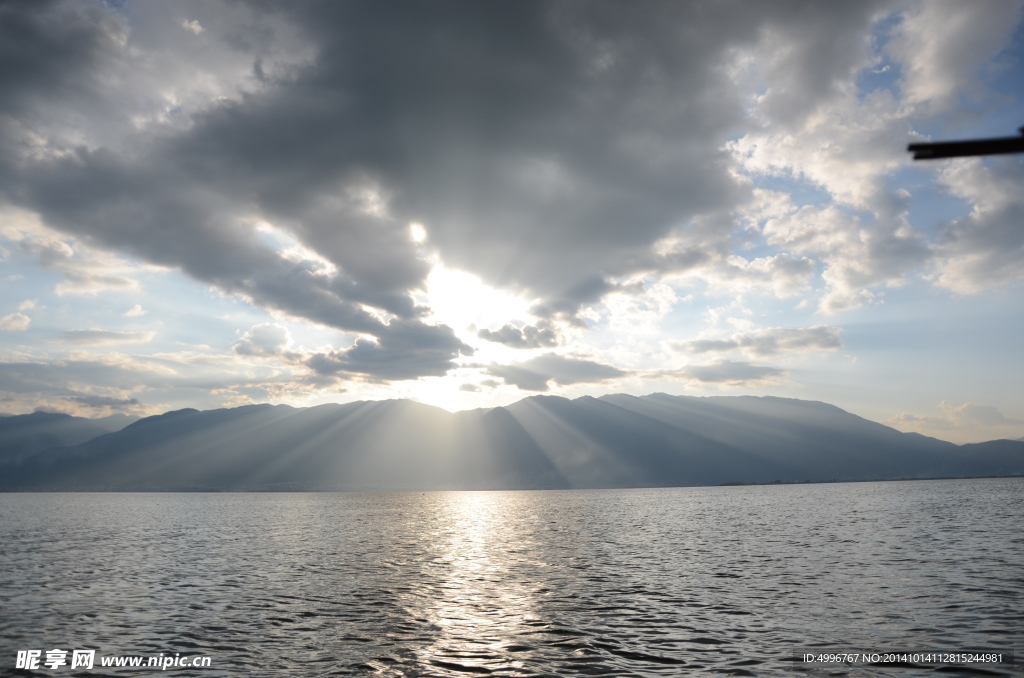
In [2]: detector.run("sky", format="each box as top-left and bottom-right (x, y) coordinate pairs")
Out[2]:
(0, 0), (1022, 444)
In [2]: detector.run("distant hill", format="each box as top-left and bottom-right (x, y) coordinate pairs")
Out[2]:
(90, 413), (142, 432)
(0, 394), (1021, 491)
(0, 411), (141, 464)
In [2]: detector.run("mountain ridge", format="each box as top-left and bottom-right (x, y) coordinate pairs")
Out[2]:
(0, 394), (1020, 491)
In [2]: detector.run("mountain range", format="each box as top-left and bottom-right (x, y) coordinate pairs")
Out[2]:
(1, 394), (1021, 491)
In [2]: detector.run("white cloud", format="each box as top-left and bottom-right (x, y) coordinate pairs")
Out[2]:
(762, 204), (929, 313)
(942, 402), (1023, 427)
(597, 283), (679, 337)
(0, 206), (145, 296)
(57, 329), (156, 345)
(688, 252), (818, 300)
(54, 270), (140, 296)
(724, 1), (1024, 313)
(123, 304), (146, 317)
(886, 402), (1023, 439)
(729, 108), (929, 311)
(730, 87), (910, 211)
(678, 325), (842, 358)
(888, 0), (1024, 112)
(233, 323), (293, 357)
(931, 159), (1024, 294)
(0, 313), (31, 332)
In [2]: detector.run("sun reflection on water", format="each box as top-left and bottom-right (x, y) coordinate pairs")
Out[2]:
(401, 491), (543, 674)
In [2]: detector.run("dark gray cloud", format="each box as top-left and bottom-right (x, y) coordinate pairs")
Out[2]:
(487, 353), (627, 392)
(0, 0), (120, 119)
(304, 320), (473, 381)
(0, 2), (449, 365)
(1, 1), (897, 380)
(676, 360), (785, 385)
(65, 394), (141, 408)
(478, 323), (559, 349)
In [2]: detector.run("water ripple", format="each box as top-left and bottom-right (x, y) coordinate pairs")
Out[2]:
(1, 479), (1021, 676)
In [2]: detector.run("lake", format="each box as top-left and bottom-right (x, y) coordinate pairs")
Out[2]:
(1, 478), (1021, 676)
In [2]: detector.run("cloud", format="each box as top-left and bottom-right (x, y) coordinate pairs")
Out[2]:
(664, 247), (817, 300)
(17, 299), (36, 311)
(0, 357), (162, 398)
(64, 394), (141, 409)
(679, 325), (842, 357)
(888, 0), (1024, 112)
(932, 159), (1024, 294)
(943, 402), (1022, 427)
(721, 1), (1024, 313)
(716, 253), (818, 299)
(486, 353), (627, 392)
(2, 0), (1021, 393)
(721, 0), (1018, 312)
(744, 1), (894, 128)
(0, 0), (124, 120)
(478, 323), (559, 349)
(761, 204), (930, 313)
(0, 313), (31, 332)
(459, 383), (481, 393)
(670, 359), (786, 386)
(886, 401), (1023, 433)
(54, 270), (140, 296)
(304, 321), (474, 381)
(57, 329), (156, 345)
(123, 304), (146, 317)
(0, 206), (144, 296)
(0, 350), (324, 415)
(0, 0), (807, 345)
(233, 322), (292, 357)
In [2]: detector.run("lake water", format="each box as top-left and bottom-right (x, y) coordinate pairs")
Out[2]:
(1, 478), (1021, 677)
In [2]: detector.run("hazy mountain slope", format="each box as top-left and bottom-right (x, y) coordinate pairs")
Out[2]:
(0, 412), (113, 462)
(1, 400), (571, 491)
(1, 394), (1021, 491)
(90, 413), (142, 431)
(954, 439), (1024, 477)
(592, 394), (964, 480)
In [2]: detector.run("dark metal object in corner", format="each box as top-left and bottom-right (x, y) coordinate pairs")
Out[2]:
(908, 127), (1024, 159)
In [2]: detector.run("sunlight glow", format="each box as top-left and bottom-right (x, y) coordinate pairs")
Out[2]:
(409, 222), (427, 243)
(421, 265), (533, 338)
